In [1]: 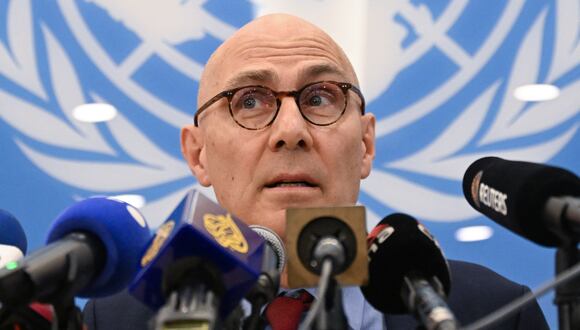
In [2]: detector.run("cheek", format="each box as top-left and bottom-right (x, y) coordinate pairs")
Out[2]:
(322, 132), (363, 178)
(205, 130), (264, 188)
(207, 127), (244, 159)
(205, 137), (241, 212)
(205, 135), (238, 181)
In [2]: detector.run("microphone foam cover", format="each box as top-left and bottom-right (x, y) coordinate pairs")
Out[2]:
(361, 213), (450, 314)
(462, 157), (580, 246)
(0, 209), (27, 254)
(46, 197), (151, 297)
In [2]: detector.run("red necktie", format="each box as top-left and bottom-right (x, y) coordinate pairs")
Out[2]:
(265, 289), (314, 330)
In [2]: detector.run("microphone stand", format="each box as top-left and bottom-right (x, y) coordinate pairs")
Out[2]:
(300, 258), (347, 330)
(296, 216), (356, 330)
(48, 233), (101, 330)
(243, 274), (275, 330)
(0, 304), (53, 330)
(51, 296), (83, 330)
(154, 257), (223, 330)
(315, 276), (347, 330)
(47, 249), (87, 330)
(555, 243), (580, 330)
(547, 195), (580, 330)
(243, 240), (281, 330)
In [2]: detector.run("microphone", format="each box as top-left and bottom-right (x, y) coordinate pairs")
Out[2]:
(247, 225), (285, 301)
(361, 213), (458, 330)
(285, 206), (368, 288)
(0, 211), (53, 330)
(243, 226), (285, 330)
(129, 189), (265, 329)
(0, 209), (27, 268)
(0, 197), (151, 307)
(462, 157), (580, 246)
(285, 206), (367, 330)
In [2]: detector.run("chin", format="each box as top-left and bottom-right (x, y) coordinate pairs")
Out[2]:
(244, 212), (286, 239)
(268, 222), (287, 242)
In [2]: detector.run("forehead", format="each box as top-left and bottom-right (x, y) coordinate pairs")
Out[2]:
(199, 17), (357, 100)
(224, 62), (347, 91)
(225, 36), (352, 86)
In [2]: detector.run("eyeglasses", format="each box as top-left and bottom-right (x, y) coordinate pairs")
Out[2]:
(194, 81), (366, 130)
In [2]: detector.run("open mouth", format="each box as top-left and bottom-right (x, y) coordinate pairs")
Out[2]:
(265, 180), (317, 188)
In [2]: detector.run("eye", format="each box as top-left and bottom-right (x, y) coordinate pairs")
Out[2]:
(298, 83), (347, 124)
(308, 95), (324, 106)
(232, 88), (273, 112)
(238, 92), (263, 110)
(301, 87), (337, 109)
(242, 96), (258, 109)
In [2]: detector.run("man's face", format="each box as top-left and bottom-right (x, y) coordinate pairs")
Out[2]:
(182, 15), (375, 240)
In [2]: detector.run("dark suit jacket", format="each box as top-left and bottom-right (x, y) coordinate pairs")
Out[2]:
(83, 260), (549, 329)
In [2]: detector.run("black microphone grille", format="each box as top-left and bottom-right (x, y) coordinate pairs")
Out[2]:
(462, 156), (580, 246)
(362, 213), (450, 314)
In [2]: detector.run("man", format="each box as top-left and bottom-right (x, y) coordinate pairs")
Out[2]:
(83, 14), (548, 329)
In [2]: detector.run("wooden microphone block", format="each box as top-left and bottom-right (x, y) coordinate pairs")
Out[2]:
(286, 206), (368, 288)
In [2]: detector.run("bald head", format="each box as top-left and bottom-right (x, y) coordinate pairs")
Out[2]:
(197, 14), (359, 108)
(182, 13), (375, 250)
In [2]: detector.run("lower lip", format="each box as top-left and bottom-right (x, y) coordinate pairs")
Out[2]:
(263, 186), (321, 205)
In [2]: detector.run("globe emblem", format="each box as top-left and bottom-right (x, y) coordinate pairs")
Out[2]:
(57, 0), (253, 128)
(1, 3), (574, 326)
(58, 0), (473, 128)
(2, 0), (572, 226)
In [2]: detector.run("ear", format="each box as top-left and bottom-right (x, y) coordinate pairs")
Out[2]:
(181, 124), (211, 186)
(360, 113), (376, 179)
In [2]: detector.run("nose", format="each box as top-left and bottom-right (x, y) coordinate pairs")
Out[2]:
(267, 97), (313, 151)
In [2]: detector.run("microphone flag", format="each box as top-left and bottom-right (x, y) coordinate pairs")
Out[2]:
(130, 189), (265, 318)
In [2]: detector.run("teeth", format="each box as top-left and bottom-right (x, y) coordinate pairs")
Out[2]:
(272, 181), (312, 187)
(276, 182), (309, 187)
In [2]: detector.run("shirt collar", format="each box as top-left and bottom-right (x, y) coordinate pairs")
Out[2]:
(241, 286), (368, 330)
(294, 286), (362, 329)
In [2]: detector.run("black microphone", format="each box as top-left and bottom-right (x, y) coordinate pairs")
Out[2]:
(0, 197), (151, 307)
(462, 156), (580, 247)
(361, 213), (458, 330)
(0, 211), (52, 330)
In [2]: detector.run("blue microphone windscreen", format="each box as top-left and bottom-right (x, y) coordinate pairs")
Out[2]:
(46, 197), (151, 297)
(0, 209), (27, 254)
(130, 189), (264, 318)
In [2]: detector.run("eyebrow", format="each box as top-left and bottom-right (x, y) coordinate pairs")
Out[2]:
(299, 63), (346, 81)
(223, 63), (348, 90)
(224, 69), (279, 90)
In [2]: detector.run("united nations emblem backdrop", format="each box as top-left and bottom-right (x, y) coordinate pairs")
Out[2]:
(1, 0), (578, 327)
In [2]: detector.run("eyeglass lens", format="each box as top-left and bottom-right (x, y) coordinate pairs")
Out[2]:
(230, 82), (346, 129)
